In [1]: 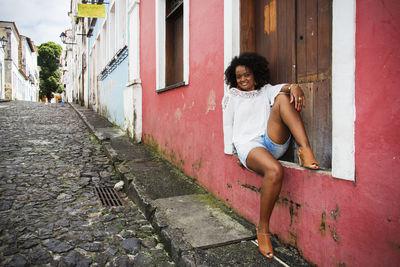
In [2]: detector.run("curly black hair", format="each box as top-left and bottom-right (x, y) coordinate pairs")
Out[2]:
(224, 52), (270, 90)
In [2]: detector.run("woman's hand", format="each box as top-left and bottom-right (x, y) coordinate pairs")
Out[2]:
(288, 84), (306, 111)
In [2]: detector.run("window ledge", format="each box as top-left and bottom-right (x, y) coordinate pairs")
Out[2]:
(280, 160), (332, 176)
(127, 79), (141, 87)
(98, 46), (128, 81)
(156, 81), (186, 94)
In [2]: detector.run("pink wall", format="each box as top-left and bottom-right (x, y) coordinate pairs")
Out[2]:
(353, 0), (400, 265)
(140, 0), (227, 193)
(140, 1), (400, 266)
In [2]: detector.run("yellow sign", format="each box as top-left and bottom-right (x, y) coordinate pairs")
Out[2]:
(77, 4), (105, 18)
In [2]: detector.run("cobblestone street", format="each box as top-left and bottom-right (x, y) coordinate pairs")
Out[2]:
(0, 101), (174, 266)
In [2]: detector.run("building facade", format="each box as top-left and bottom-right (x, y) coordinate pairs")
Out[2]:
(66, 1), (400, 266)
(18, 35), (39, 101)
(0, 42), (5, 99)
(65, 0), (141, 141)
(63, 10), (89, 106)
(0, 21), (39, 101)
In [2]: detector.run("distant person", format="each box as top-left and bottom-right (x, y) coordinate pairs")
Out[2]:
(222, 52), (319, 258)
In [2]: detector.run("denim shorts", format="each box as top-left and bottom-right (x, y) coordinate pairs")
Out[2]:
(235, 133), (291, 169)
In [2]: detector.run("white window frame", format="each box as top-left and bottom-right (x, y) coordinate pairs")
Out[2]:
(117, 0), (128, 49)
(89, 46), (94, 107)
(224, 0), (356, 181)
(101, 21), (107, 69)
(96, 35), (101, 107)
(128, 0), (140, 83)
(155, 0), (190, 92)
(89, 47), (94, 90)
(95, 34), (101, 76)
(109, 2), (116, 59)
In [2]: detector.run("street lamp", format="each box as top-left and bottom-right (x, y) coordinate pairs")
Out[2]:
(0, 36), (8, 49)
(59, 32), (76, 45)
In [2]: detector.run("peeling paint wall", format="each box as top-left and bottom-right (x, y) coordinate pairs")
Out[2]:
(140, 0), (400, 266)
(125, 83), (142, 142)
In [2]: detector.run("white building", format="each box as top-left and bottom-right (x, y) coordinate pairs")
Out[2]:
(60, 49), (71, 102)
(19, 35), (39, 101)
(62, 1), (89, 106)
(65, 0), (141, 141)
(0, 40), (5, 99)
(0, 21), (40, 101)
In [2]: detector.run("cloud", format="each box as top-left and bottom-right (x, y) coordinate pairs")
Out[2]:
(0, 0), (71, 46)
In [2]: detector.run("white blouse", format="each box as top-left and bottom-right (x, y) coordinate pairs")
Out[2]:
(222, 83), (285, 155)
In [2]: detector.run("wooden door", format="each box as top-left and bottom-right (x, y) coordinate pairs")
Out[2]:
(241, 0), (332, 168)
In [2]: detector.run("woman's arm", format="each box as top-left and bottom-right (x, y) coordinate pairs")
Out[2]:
(281, 84), (306, 111)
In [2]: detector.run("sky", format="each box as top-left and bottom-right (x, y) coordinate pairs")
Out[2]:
(0, 0), (71, 47)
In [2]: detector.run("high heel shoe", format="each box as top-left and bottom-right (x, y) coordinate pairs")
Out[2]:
(297, 147), (319, 170)
(257, 231), (274, 259)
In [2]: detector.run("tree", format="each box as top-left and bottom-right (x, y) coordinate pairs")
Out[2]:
(37, 42), (62, 101)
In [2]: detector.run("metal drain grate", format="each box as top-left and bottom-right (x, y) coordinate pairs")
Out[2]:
(95, 186), (123, 206)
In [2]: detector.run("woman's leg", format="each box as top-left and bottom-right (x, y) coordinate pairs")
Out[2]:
(248, 94), (318, 258)
(267, 94), (318, 169)
(267, 94), (310, 148)
(246, 147), (283, 258)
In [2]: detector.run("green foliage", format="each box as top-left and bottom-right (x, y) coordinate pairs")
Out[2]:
(37, 42), (63, 100)
(56, 84), (65, 94)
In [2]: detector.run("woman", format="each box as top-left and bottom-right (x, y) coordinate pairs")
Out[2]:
(222, 52), (319, 258)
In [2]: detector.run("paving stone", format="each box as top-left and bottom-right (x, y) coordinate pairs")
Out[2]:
(0, 201), (12, 210)
(94, 252), (110, 266)
(78, 242), (104, 252)
(28, 247), (52, 265)
(133, 252), (153, 266)
(59, 250), (91, 267)
(43, 240), (74, 253)
(20, 240), (39, 249)
(111, 255), (133, 267)
(3, 246), (19, 256)
(142, 236), (158, 248)
(122, 237), (141, 254)
(4, 254), (28, 267)
(55, 219), (70, 227)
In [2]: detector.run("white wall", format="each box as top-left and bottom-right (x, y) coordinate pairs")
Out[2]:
(127, 0), (142, 142)
(0, 49), (5, 99)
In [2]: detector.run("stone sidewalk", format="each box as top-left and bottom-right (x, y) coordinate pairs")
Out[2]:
(0, 101), (174, 266)
(70, 103), (312, 267)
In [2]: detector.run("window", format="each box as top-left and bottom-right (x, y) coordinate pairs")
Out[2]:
(102, 22), (107, 69)
(128, 0), (140, 83)
(166, 0), (183, 87)
(225, 0), (355, 180)
(96, 36), (101, 109)
(118, 0), (127, 49)
(240, 0), (332, 169)
(109, 3), (116, 58)
(89, 48), (94, 102)
(156, 0), (189, 92)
